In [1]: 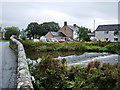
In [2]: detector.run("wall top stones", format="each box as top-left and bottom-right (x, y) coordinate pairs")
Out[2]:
(10, 35), (34, 90)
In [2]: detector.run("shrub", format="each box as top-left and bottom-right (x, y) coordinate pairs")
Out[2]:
(20, 35), (27, 40)
(29, 57), (120, 89)
(84, 41), (109, 46)
(105, 43), (120, 54)
(86, 45), (108, 52)
(22, 41), (87, 52)
(4, 26), (20, 40)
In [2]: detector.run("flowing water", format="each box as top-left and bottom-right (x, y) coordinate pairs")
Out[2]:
(56, 52), (119, 66)
(26, 51), (120, 66)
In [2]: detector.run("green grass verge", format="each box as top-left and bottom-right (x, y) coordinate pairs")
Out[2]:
(0, 40), (10, 42)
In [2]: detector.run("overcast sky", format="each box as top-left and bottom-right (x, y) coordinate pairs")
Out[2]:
(1, 1), (119, 31)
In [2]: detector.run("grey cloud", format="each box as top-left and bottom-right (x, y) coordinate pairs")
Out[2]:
(1, 2), (118, 30)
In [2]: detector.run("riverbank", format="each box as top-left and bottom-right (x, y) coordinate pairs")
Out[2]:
(22, 40), (120, 89)
(29, 56), (120, 90)
(22, 40), (120, 54)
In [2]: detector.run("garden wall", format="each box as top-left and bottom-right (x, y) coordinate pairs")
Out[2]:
(9, 35), (34, 90)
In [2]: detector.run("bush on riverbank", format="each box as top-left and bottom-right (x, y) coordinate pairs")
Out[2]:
(22, 40), (120, 54)
(22, 40), (87, 52)
(83, 41), (110, 46)
(105, 43), (120, 54)
(29, 56), (120, 89)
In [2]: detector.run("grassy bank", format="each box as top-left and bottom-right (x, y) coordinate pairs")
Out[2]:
(22, 40), (120, 54)
(22, 40), (87, 52)
(29, 56), (120, 89)
(0, 40), (10, 42)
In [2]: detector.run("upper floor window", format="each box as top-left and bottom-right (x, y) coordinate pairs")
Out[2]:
(104, 31), (109, 34)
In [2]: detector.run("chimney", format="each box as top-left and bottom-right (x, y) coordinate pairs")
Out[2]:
(73, 24), (76, 27)
(64, 21), (67, 26)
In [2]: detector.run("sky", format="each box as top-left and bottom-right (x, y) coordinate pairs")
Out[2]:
(0, 0), (119, 31)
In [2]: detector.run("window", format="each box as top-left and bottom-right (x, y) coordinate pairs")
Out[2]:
(104, 31), (109, 34)
(104, 38), (108, 41)
(114, 38), (118, 41)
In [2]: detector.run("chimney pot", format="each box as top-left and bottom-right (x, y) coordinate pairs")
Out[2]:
(73, 24), (76, 27)
(64, 21), (67, 26)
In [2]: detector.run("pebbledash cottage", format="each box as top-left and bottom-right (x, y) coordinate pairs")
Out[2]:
(95, 24), (120, 42)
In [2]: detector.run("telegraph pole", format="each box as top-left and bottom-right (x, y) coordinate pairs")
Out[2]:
(93, 20), (95, 31)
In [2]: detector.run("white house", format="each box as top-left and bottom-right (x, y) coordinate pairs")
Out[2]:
(95, 24), (120, 42)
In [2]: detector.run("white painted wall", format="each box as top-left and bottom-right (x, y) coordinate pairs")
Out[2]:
(73, 31), (78, 40)
(95, 31), (120, 42)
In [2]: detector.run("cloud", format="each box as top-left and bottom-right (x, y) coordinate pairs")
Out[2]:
(1, 2), (118, 31)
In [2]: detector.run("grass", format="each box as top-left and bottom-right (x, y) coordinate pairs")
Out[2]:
(0, 40), (10, 42)
(86, 45), (108, 52)
(21, 40), (120, 54)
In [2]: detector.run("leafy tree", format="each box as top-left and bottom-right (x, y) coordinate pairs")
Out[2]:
(25, 22), (60, 40)
(114, 29), (120, 35)
(40, 22), (60, 35)
(20, 29), (27, 40)
(4, 26), (20, 40)
(77, 26), (90, 41)
(25, 22), (40, 39)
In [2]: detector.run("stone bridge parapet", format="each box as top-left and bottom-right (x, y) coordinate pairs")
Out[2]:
(10, 35), (34, 90)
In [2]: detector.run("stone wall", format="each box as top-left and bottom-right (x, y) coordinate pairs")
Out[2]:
(9, 35), (34, 90)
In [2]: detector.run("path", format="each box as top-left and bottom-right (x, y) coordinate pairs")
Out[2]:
(0, 42), (17, 89)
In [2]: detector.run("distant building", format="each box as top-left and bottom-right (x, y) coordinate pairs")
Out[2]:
(45, 22), (79, 40)
(95, 24), (120, 42)
(58, 21), (79, 40)
(88, 32), (95, 41)
(45, 32), (66, 40)
(0, 27), (3, 40)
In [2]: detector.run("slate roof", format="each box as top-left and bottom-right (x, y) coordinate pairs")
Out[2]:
(95, 24), (120, 31)
(50, 32), (66, 37)
(68, 25), (79, 31)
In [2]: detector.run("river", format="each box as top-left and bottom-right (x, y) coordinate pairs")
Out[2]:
(26, 51), (119, 66)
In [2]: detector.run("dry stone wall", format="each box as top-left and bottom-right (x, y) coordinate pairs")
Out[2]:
(9, 35), (34, 90)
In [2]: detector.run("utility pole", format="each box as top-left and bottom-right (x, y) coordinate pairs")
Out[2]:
(0, 24), (2, 32)
(93, 20), (95, 31)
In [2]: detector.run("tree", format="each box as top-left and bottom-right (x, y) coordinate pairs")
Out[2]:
(40, 22), (60, 35)
(25, 22), (60, 39)
(25, 22), (40, 39)
(114, 29), (120, 35)
(77, 26), (91, 41)
(4, 26), (20, 40)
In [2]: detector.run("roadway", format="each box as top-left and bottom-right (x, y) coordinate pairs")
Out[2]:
(0, 42), (17, 89)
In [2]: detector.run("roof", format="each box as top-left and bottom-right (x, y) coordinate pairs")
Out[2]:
(95, 24), (120, 31)
(50, 32), (66, 37)
(68, 25), (79, 31)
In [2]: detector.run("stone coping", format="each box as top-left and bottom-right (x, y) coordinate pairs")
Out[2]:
(10, 35), (34, 90)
